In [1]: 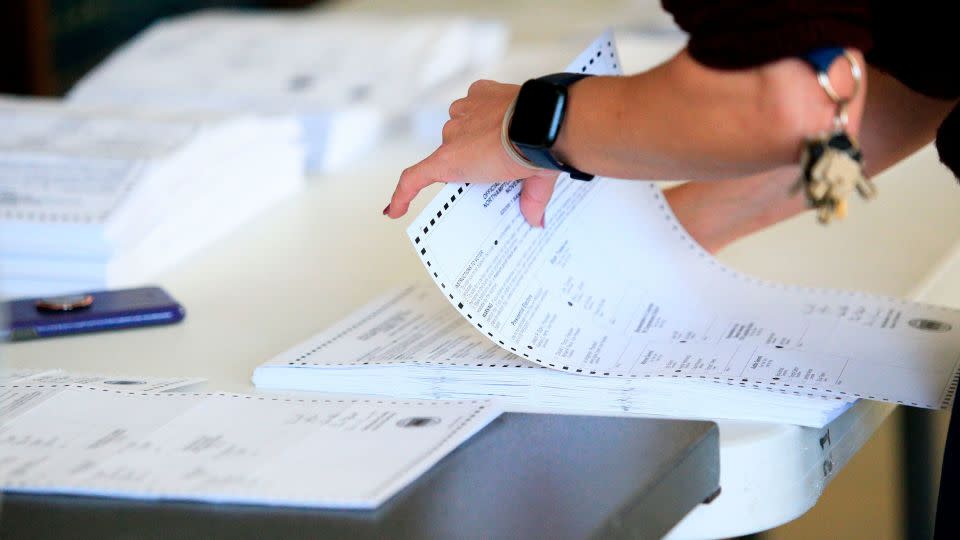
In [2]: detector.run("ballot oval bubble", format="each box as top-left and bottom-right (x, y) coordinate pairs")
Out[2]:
(396, 417), (441, 428)
(908, 319), (952, 332)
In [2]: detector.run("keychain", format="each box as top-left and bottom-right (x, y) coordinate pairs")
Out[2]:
(793, 48), (876, 224)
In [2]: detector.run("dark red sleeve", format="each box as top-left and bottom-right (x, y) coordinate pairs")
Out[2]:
(661, 0), (874, 69)
(660, 1), (960, 182)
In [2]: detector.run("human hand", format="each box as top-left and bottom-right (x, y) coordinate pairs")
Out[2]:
(384, 80), (560, 228)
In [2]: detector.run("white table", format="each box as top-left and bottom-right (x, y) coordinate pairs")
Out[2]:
(7, 137), (958, 538)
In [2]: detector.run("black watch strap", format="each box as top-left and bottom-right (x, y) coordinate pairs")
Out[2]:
(515, 146), (595, 181)
(512, 73), (595, 181)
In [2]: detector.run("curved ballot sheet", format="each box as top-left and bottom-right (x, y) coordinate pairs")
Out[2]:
(405, 31), (960, 411)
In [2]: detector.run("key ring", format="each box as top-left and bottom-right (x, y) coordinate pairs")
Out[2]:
(809, 49), (862, 130)
(832, 102), (849, 131)
(794, 47), (875, 225)
(815, 49), (862, 105)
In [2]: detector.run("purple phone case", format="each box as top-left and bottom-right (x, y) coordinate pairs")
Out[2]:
(4, 286), (185, 341)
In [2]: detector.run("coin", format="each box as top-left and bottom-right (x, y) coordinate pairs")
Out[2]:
(35, 294), (94, 312)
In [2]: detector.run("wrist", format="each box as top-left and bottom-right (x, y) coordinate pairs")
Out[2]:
(501, 99), (546, 172)
(550, 78), (584, 169)
(507, 73), (595, 180)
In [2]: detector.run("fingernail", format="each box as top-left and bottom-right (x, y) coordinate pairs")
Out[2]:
(382, 205), (391, 216)
(539, 214), (546, 228)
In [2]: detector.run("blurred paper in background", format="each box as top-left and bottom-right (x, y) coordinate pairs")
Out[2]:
(68, 10), (508, 172)
(0, 97), (306, 297)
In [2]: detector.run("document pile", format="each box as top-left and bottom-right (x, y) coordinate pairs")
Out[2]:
(255, 32), (960, 428)
(254, 284), (857, 427)
(0, 370), (497, 508)
(0, 98), (305, 297)
(68, 9), (508, 172)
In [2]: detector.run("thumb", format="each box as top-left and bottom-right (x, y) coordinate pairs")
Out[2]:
(519, 172), (559, 228)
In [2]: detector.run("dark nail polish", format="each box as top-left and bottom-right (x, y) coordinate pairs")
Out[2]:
(383, 205), (391, 216)
(539, 215), (546, 228)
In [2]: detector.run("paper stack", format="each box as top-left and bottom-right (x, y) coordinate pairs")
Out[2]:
(68, 9), (508, 172)
(0, 97), (305, 298)
(254, 285), (855, 428)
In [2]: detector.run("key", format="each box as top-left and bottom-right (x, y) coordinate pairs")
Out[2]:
(796, 131), (876, 224)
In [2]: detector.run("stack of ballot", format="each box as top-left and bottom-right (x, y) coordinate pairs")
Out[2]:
(68, 9), (508, 172)
(0, 97), (305, 298)
(253, 284), (857, 428)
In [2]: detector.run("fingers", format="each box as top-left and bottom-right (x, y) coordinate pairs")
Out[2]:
(388, 159), (558, 226)
(448, 98), (467, 118)
(386, 148), (451, 219)
(441, 118), (457, 143)
(449, 79), (506, 118)
(385, 78), (523, 220)
(519, 172), (559, 228)
(468, 79), (495, 95)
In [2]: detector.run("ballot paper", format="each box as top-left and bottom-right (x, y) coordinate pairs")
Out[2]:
(401, 31), (960, 410)
(0, 97), (305, 297)
(254, 284), (855, 427)
(68, 10), (507, 172)
(0, 383), (497, 509)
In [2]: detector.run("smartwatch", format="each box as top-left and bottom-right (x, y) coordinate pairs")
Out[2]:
(507, 73), (594, 181)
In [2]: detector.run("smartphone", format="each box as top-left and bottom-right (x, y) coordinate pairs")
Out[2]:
(3, 286), (185, 341)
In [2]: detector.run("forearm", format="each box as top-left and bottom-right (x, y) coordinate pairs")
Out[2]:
(554, 49), (863, 180)
(857, 68), (959, 174)
(666, 67), (959, 253)
(665, 168), (804, 253)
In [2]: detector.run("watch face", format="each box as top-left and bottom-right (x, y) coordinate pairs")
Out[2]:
(508, 79), (566, 148)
